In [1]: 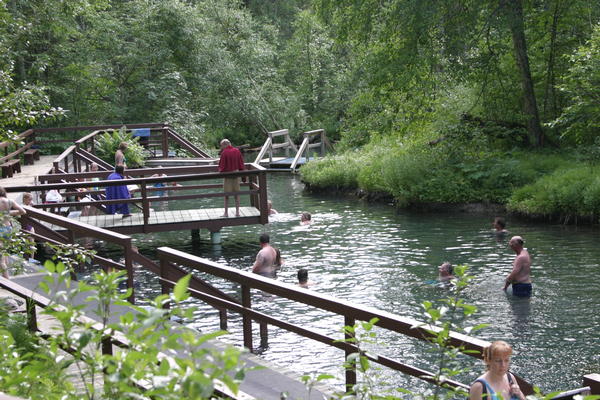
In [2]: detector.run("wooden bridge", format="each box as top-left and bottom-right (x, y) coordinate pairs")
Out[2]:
(2, 123), (269, 241)
(254, 128), (333, 171)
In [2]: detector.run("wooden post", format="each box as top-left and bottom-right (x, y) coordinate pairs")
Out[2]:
(124, 240), (135, 304)
(584, 374), (600, 394)
(344, 316), (357, 393)
(26, 298), (37, 332)
(321, 130), (326, 156)
(259, 322), (268, 349)
(140, 182), (149, 231)
(74, 144), (81, 173)
(159, 258), (171, 310)
(258, 171), (268, 225)
(219, 309), (228, 331)
(102, 337), (113, 356)
(191, 229), (200, 244)
(241, 284), (253, 352)
(161, 127), (169, 159)
(268, 132), (273, 163)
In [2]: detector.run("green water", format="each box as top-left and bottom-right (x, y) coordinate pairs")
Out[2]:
(118, 173), (599, 393)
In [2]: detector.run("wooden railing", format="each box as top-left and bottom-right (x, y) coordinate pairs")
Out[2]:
(18, 206), (236, 320)
(155, 248), (500, 392)
(7, 163), (270, 232)
(254, 129), (298, 164)
(290, 129), (332, 171)
(40, 124), (211, 174)
(155, 247), (600, 396)
(0, 129), (36, 164)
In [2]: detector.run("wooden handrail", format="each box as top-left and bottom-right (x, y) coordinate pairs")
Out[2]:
(254, 136), (272, 164)
(155, 246), (540, 394)
(33, 122), (166, 134)
(166, 128), (210, 158)
(290, 136), (309, 170)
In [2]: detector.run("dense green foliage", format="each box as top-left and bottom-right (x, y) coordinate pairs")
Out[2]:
(0, 257), (246, 399)
(95, 126), (146, 168)
(1, 0), (600, 219)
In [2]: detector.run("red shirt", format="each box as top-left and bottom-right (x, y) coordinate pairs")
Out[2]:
(218, 145), (245, 172)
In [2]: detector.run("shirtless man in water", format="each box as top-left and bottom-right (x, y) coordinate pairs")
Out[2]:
(252, 233), (277, 278)
(503, 236), (532, 297)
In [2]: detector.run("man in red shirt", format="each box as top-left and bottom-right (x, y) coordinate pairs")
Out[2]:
(218, 139), (245, 217)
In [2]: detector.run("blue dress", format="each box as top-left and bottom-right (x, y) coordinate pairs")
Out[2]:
(105, 172), (130, 215)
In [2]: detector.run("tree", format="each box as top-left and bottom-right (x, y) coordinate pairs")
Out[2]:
(500, 0), (545, 147)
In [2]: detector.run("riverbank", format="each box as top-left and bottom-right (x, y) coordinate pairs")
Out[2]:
(300, 140), (600, 225)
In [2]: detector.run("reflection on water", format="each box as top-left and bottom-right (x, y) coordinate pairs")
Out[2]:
(85, 173), (600, 393)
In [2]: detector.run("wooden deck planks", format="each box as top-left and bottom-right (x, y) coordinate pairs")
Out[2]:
(46, 206), (260, 231)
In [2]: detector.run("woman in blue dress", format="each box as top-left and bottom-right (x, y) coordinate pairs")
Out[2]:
(470, 340), (525, 400)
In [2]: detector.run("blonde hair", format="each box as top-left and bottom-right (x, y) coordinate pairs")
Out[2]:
(483, 340), (513, 369)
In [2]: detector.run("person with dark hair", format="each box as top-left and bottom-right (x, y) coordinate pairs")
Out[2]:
(503, 236), (532, 297)
(493, 217), (508, 234)
(469, 340), (525, 400)
(252, 233), (277, 278)
(218, 138), (245, 217)
(105, 165), (131, 217)
(438, 262), (455, 282)
(115, 142), (128, 167)
(297, 268), (314, 288)
(0, 186), (26, 278)
(300, 212), (311, 225)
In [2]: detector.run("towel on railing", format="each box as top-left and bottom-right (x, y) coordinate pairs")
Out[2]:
(132, 128), (150, 137)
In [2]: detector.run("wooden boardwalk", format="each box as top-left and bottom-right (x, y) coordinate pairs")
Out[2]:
(1, 155), (55, 201)
(4, 272), (328, 400)
(51, 206), (261, 234)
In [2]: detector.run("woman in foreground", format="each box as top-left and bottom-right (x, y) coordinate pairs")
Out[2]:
(470, 340), (525, 400)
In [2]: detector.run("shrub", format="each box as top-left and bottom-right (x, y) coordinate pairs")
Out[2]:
(95, 126), (146, 168)
(508, 166), (599, 221)
(301, 151), (362, 189)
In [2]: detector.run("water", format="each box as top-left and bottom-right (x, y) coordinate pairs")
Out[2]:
(90, 173), (600, 394)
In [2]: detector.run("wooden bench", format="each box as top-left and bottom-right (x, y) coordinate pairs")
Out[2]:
(24, 148), (40, 165)
(1, 159), (21, 178)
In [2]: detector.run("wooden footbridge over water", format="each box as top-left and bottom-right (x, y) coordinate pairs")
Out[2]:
(254, 128), (333, 171)
(0, 123), (598, 399)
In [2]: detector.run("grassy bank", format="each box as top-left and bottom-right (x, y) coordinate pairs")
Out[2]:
(301, 133), (598, 223)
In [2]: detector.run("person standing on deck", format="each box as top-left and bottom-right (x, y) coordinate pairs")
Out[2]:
(252, 233), (277, 278)
(218, 139), (245, 217)
(115, 142), (128, 167)
(503, 236), (532, 297)
(105, 165), (131, 217)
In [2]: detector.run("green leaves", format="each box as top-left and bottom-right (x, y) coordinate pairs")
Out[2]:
(173, 273), (191, 303)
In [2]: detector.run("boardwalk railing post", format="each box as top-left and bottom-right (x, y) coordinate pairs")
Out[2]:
(344, 316), (357, 393)
(26, 298), (37, 333)
(241, 284), (253, 352)
(584, 374), (600, 394)
(259, 321), (268, 349)
(258, 171), (268, 225)
(159, 258), (171, 310)
(268, 131), (274, 163)
(140, 182), (149, 230)
(219, 309), (228, 331)
(124, 240), (135, 304)
(161, 127), (169, 159)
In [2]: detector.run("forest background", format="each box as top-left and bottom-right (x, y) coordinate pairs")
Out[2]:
(2, 0), (600, 221)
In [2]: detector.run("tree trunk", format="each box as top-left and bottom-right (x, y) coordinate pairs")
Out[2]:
(501, 0), (545, 147)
